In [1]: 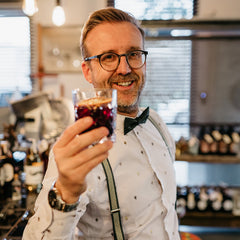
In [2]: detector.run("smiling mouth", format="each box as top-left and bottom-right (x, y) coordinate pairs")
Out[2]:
(114, 81), (133, 87)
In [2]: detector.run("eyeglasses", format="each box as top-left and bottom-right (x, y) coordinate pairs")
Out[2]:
(84, 50), (148, 72)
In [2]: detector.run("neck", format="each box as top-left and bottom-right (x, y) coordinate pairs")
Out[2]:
(117, 105), (139, 117)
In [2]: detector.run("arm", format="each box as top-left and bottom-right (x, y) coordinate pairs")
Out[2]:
(23, 116), (113, 239)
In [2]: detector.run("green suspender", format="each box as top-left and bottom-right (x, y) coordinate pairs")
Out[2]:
(148, 115), (174, 162)
(101, 158), (125, 240)
(101, 115), (173, 240)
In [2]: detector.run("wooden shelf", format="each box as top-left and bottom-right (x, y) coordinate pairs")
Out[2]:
(176, 154), (240, 164)
(180, 211), (240, 228)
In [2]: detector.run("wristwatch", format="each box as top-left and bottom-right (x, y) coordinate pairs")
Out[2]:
(48, 181), (80, 212)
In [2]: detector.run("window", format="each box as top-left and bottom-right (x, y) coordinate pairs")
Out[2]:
(141, 39), (191, 140)
(0, 14), (32, 107)
(115, 0), (194, 20)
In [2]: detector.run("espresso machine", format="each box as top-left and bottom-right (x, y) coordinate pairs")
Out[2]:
(10, 91), (74, 141)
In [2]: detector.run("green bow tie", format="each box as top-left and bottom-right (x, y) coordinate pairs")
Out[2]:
(124, 107), (149, 135)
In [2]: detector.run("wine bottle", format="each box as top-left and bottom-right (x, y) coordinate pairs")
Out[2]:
(24, 139), (43, 193)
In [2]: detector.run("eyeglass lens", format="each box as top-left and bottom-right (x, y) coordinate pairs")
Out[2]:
(100, 51), (146, 71)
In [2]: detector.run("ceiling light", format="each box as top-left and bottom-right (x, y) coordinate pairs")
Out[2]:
(22, 0), (38, 17)
(52, 0), (66, 27)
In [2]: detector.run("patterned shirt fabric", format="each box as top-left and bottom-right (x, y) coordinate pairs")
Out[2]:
(22, 108), (180, 240)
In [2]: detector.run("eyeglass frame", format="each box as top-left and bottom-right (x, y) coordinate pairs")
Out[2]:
(84, 50), (148, 72)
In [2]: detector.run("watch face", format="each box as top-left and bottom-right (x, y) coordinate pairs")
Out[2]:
(48, 189), (57, 207)
(48, 188), (79, 212)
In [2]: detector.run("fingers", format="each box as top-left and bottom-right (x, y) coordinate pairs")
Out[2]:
(57, 139), (113, 173)
(70, 127), (109, 155)
(56, 117), (93, 147)
(75, 140), (113, 168)
(55, 140), (113, 200)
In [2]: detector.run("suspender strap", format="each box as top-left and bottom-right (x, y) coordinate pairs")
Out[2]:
(148, 115), (174, 162)
(101, 158), (125, 240)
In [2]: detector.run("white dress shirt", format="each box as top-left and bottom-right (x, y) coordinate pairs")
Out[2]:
(22, 108), (180, 240)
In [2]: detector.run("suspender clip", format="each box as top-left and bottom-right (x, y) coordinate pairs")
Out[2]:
(111, 208), (120, 214)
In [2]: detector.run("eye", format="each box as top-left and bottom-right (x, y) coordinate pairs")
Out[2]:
(101, 53), (117, 62)
(129, 51), (141, 59)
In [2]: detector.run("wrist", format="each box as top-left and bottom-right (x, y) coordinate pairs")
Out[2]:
(48, 181), (80, 212)
(55, 180), (82, 204)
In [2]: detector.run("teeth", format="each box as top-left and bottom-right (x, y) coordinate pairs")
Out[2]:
(117, 81), (132, 86)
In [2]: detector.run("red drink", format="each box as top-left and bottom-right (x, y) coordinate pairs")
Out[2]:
(74, 97), (116, 137)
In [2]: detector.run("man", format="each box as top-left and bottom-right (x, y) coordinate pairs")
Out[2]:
(23, 7), (180, 240)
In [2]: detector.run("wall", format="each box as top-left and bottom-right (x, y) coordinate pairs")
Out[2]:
(36, 0), (106, 27)
(36, 0), (107, 100)
(197, 0), (240, 20)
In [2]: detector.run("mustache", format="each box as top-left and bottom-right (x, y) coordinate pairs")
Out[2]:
(108, 72), (139, 85)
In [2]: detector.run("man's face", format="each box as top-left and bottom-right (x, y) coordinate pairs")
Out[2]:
(82, 22), (146, 116)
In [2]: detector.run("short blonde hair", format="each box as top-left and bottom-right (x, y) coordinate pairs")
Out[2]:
(80, 7), (144, 58)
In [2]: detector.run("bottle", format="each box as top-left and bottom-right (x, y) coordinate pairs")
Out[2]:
(209, 126), (218, 155)
(219, 126), (231, 155)
(176, 186), (187, 217)
(24, 139), (43, 193)
(198, 126), (210, 155)
(222, 187), (234, 213)
(209, 187), (223, 212)
(211, 126), (222, 154)
(12, 173), (22, 202)
(229, 126), (240, 156)
(187, 187), (197, 212)
(196, 186), (209, 212)
(203, 126), (215, 154)
(188, 135), (199, 155)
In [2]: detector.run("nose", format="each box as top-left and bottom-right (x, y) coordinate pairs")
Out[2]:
(115, 55), (132, 75)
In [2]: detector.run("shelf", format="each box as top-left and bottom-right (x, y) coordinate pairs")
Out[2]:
(180, 211), (240, 228)
(176, 154), (240, 164)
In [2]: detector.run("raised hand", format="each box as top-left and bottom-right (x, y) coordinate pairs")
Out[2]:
(52, 116), (113, 203)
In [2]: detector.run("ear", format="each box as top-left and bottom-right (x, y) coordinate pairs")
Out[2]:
(81, 61), (92, 84)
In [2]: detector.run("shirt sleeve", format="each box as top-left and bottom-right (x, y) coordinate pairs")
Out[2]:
(22, 150), (89, 240)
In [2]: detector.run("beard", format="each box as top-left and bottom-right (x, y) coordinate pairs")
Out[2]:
(108, 72), (145, 115)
